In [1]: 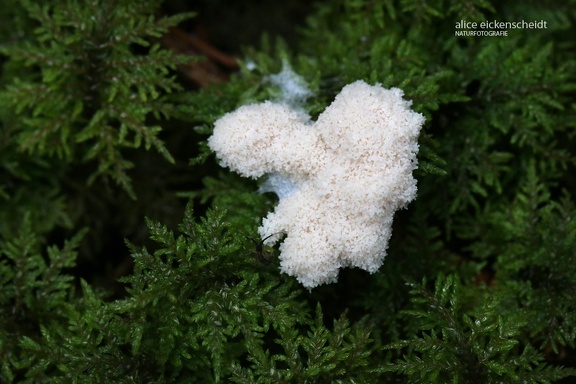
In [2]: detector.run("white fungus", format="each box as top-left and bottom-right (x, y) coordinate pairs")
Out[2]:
(208, 80), (425, 288)
(244, 59), (257, 72)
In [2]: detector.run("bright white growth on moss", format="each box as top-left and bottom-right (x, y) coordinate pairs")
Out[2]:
(208, 80), (425, 288)
(244, 59), (257, 72)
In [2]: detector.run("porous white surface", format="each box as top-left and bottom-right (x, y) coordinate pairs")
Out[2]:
(208, 80), (424, 288)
